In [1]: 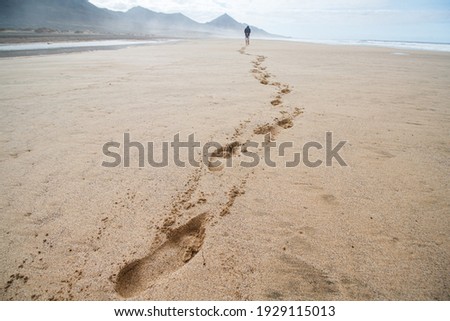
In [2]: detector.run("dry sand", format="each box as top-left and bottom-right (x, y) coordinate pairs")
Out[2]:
(0, 39), (449, 300)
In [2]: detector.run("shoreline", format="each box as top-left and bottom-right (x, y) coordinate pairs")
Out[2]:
(1, 31), (450, 58)
(0, 31), (166, 44)
(0, 39), (178, 58)
(0, 31), (180, 58)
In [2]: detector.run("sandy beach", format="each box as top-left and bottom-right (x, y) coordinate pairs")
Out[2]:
(0, 39), (449, 300)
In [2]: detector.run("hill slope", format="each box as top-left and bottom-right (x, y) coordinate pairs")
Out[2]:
(0, 0), (282, 38)
(205, 13), (276, 38)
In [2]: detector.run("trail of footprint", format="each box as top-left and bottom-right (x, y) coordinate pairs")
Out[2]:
(219, 178), (248, 217)
(113, 46), (303, 298)
(249, 54), (293, 111)
(161, 168), (202, 233)
(252, 56), (272, 86)
(115, 213), (208, 298)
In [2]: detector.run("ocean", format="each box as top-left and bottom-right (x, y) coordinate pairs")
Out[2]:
(288, 38), (450, 52)
(0, 39), (175, 57)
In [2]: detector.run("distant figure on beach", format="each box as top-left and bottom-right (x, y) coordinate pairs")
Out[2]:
(245, 26), (251, 45)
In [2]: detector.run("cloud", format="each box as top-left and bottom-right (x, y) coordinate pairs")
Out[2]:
(88, 1), (450, 41)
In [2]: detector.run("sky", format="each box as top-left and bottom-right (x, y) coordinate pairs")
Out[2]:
(89, 0), (450, 42)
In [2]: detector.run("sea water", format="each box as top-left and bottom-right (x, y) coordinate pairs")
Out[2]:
(0, 39), (172, 52)
(286, 38), (450, 52)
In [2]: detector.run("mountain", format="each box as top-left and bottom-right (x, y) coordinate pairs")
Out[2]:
(119, 7), (205, 36)
(0, 0), (282, 38)
(0, 0), (117, 31)
(207, 13), (242, 30)
(124, 7), (199, 28)
(205, 13), (276, 38)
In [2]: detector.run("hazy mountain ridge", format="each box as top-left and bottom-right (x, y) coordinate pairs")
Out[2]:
(206, 13), (275, 37)
(0, 0), (282, 38)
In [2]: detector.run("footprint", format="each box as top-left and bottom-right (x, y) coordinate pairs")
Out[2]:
(211, 141), (241, 159)
(207, 141), (241, 171)
(256, 55), (266, 62)
(276, 117), (294, 129)
(115, 213), (208, 298)
(292, 107), (304, 117)
(254, 124), (279, 136)
(271, 99), (282, 106)
(253, 115), (295, 138)
(280, 87), (291, 95)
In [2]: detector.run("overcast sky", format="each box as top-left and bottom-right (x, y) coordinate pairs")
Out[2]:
(89, 0), (450, 42)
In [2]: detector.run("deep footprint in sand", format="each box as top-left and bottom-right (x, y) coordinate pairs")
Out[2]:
(271, 99), (282, 106)
(276, 117), (294, 129)
(207, 141), (241, 171)
(115, 213), (208, 298)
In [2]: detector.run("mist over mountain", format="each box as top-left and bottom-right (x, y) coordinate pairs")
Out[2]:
(0, 0), (281, 38)
(205, 13), (273, 38)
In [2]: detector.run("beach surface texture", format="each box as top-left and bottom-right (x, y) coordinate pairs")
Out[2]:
(1, 39), (449, 300)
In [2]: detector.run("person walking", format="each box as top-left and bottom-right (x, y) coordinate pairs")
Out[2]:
(245, 26), (251, 45)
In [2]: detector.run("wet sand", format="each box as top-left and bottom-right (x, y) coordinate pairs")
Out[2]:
(0, 39), (449, 300)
